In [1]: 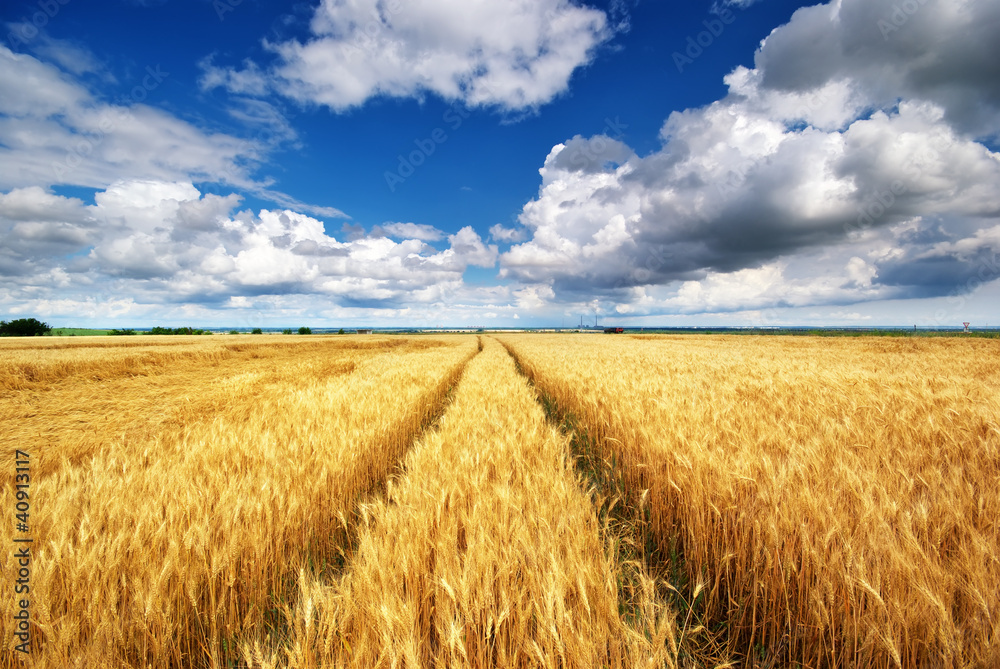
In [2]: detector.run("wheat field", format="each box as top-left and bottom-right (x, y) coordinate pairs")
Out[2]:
(0, 335), (477, 668)
(499, 334), (1000, 668)
(2, 333), (998, 668)
(251, 336), (679, 669)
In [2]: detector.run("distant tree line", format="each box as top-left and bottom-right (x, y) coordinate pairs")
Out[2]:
(0, 318), (51, 336)
(1, 319), (350, 337)
(119, 326), (315, 335)
(146, 326), (211, 335)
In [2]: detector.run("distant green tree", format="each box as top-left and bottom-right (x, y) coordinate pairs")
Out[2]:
(282, 329), (292, 335)
(251, 328), (263, 335)
(110, 328), (137, 336)
(0, 318), (52, 337)
(298, 326), (312, 335)
(228, 330), (240, 335)
(149, 326), (200, 335)
(338, 328), (345, 334)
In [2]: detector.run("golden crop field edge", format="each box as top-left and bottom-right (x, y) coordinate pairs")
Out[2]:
(0, 336), (479, 668)
(497, 333), (1000, 669)
(0, 335), (444, 391)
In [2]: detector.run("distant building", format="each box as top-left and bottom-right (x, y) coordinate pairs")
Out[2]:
(357, 328), (373, 335)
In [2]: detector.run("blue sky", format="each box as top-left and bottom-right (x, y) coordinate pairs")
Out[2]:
(2, 0), (999, 328)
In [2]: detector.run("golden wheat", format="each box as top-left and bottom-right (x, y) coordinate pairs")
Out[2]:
(0, 335), (477, 668)
(256, 336), (679, 669)
(5, 332), (997, 668)
(499, 334), (1000, 668)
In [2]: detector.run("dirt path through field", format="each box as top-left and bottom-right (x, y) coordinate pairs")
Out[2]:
(264, 337), (677, 668)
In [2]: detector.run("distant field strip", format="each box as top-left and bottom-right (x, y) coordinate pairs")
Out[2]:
(0, 335), (477, 668)
(258, 337), (679, 668)
(499, 334), (1000, 668)
(1, 338), (408, 478)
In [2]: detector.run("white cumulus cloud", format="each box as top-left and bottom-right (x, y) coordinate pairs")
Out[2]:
(204, 0), (612, 112)
(500, 0), (1000, 317)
